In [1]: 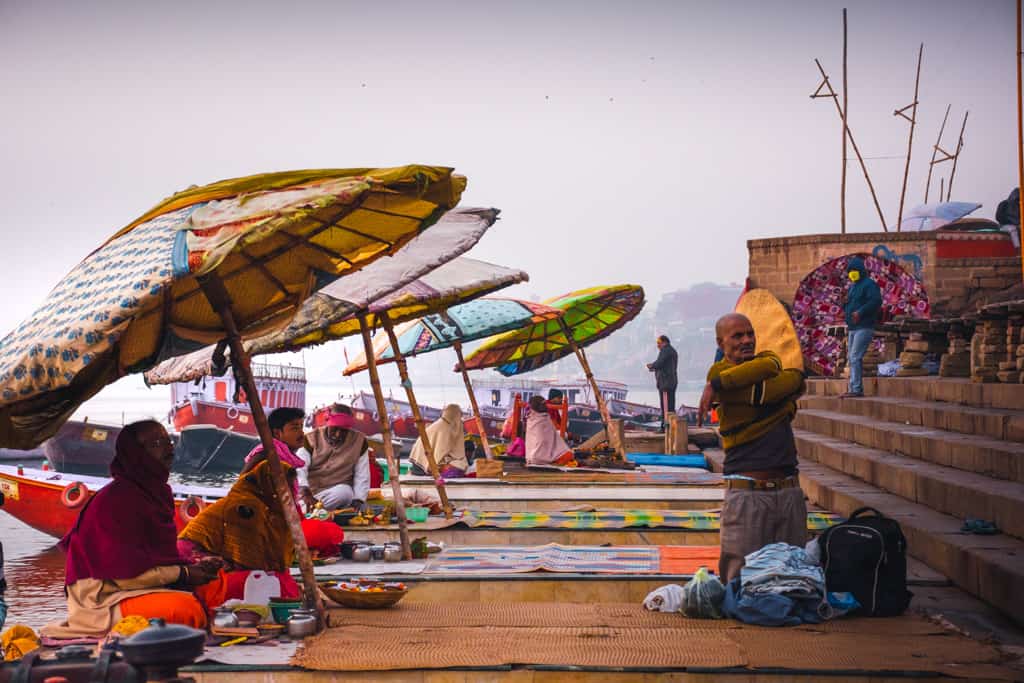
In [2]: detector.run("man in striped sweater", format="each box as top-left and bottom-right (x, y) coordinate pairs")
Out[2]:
(699, 313), (807, 581)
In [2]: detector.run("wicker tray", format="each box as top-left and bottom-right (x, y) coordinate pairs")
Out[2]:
(319, 582), (407, 609)
(475, 460), (504, 478)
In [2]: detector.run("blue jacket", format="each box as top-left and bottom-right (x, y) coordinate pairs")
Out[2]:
(844, 257), (882, 330)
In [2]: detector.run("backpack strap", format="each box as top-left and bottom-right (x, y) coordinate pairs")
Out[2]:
(848, 506), (883, 520)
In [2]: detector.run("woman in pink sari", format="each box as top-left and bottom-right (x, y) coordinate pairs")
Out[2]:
(524, 396), (575, 466)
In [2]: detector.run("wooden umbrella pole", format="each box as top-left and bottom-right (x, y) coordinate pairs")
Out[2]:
(1018, 0), (1024, 283)
(924, 104), (951, 203)
(453, 341), (495, 460)
(841, 7), (848, 234)
(381, 315), (453, 519)
(358, 314), (412, 559)
(199, 275), (323, 625)
(946, 110), (969, 201)
(895, 43), (924, 230)
(558, 319), (611, 428)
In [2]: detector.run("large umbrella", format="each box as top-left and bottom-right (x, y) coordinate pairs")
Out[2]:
(343, 298), (564, 458)
(461, 285), (646, 450)
(791, 253), (931, 376)
(146, 208), (502, 540)
(0, 165), (466, 622)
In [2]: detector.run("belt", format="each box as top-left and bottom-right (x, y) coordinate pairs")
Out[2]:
(725, 476), (800, 491)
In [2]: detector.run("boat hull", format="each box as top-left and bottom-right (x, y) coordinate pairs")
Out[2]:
(175, 425), (259, 472)
(41, 420), (122, 476)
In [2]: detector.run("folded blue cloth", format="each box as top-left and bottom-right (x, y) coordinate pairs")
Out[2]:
(625, 453), (707, 469)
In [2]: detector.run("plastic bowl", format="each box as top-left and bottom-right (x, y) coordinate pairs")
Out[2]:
(406, 506), (429, 523)
(269, 599), (301, 624)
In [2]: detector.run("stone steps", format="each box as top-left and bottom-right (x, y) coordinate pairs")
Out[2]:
(806, 376), (1024, 412)
(706, 446), (1024, 627)
(794, 408), (1024, 484)
(794, 429), (1024, 539)
(799, 394), (1024, 443)
(795, 457), (1024, 627)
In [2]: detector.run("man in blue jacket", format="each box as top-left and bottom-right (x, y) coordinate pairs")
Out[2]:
(842, 256), (882, 398)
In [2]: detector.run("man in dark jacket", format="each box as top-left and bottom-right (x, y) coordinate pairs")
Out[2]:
(842, 256), (882, 398)
(647, 335), (678, 431)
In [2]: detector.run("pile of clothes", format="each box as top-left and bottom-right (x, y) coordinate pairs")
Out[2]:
(722, 542), (829, 627)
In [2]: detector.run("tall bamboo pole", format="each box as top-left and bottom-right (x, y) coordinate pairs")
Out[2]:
(381, 315), (453, 518)
(896, 43), (924, 230)
(814, 59), (888, 230)
(841, 7), (848, 234)
(199, 275), (323, 627)
(1018, 0), (1024, 283)
(453, 341), (495, 460)
(946, 111), (969, 201)
(924, 104), (951, 203)
(358, 314), (412, 559)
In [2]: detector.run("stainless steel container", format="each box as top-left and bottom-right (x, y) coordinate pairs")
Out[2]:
(286, 609), (318, 638)
(383, 545), (402, 562)
(351, 545), (371, 562)
(211, 607), (238, 629)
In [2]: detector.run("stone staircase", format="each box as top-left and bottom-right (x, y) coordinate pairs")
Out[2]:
(794, 376), (1024, 626)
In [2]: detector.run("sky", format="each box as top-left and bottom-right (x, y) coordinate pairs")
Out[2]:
(0, 0), (1019, 408)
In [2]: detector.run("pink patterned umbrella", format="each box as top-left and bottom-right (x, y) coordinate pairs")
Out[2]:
(791, 253), (930, 376)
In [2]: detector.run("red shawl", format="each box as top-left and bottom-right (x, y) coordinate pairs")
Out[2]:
(60, 428), (182, 585)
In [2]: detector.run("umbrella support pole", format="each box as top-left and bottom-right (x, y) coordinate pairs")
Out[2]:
(381, 316), (453, 519)
(453, 342), (495, 460)
(359, 315), (413, 560)
(559, 319), (621, 455)
(198, 275), (324, 628)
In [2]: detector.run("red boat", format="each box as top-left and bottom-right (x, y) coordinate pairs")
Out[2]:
(0, 464), (225, 540)
(171, 362), (307, 436)
(310, 392), (505, 441)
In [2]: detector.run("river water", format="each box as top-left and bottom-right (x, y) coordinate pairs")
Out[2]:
(2, 381), (703, 632)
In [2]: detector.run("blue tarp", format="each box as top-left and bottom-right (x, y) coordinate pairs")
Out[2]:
(626, 453), (707, 469)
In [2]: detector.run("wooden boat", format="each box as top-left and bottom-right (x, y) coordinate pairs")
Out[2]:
(174, 423), (259, 472)
(0, 464), (223, 539)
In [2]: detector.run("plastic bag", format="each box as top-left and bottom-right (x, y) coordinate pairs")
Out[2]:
(643, 584), (683, 612)
(682, 567), (726, 618)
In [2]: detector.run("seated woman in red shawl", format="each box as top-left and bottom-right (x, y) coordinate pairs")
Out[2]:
(42, 421), (215, 639)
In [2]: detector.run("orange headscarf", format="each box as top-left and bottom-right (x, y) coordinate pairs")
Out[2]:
(178, 461), (294, 572)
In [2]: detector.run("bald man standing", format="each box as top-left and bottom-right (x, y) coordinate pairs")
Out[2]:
(699, 313), (808, 582)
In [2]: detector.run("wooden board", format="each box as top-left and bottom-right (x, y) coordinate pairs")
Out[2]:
(735, 288), (804, 371)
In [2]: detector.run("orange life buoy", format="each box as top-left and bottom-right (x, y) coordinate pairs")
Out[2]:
(178, 495), (206, 523)
(60, 481), (89, 508)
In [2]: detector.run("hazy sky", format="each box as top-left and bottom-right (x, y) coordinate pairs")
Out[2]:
(1, 0), (1018, 397)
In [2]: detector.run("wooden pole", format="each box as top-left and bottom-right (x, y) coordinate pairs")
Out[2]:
(453, 341), (495, 460)
(896, 43), (924, 231)
(813, 59), (888, 231)
(557, 318), (618, 452)
(358, 314), (412, 559)
(381, 315), (453, 518)
(841, 7), (848, 234)
(946, 110), (969, 201)
(924, 104), (951, 203)
(198, 274), (323, 627)
(1018, 0), (1024, 283)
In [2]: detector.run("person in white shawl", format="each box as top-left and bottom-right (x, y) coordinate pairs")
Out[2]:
(409, 404), (470, 477)
(525, 395), (575, 466)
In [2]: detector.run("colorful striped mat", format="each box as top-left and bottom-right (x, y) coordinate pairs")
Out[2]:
(459, 510), (843, 531)
(427, 544), (662, 574)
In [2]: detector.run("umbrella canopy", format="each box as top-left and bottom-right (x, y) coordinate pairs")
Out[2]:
(792, 253), (931, 376)
(144, 207), (499, 385)
(0, 165), (465, 448)
(461, 284), (645, 376)
(343, 298), (564, 375)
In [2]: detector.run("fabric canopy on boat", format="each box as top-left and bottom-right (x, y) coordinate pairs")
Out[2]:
(792, 253), (931, 376)
(343, 298), (563, 375)
(143, 208), (501, 385)
(0, 166), (465, 448)
(461, 284), (645, 376)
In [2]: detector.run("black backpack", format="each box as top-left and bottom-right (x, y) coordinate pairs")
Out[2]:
(819, 506), (912, 616)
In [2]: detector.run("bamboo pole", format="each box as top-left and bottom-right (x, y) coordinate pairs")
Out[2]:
(358, 314), (412, 559)
(924, 104), (951, 203)
(946, 111), (969, 201)
(198, 274), (323, 627)
(453, 341), (495, 460)
(813, 59), (888, 230)
(895, 43), (924, 231)
(381, 315), (453, 519)
(557, 318), (617, 452)
(841, 7), (848, 234)
(1018, 0), (1024, 283)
